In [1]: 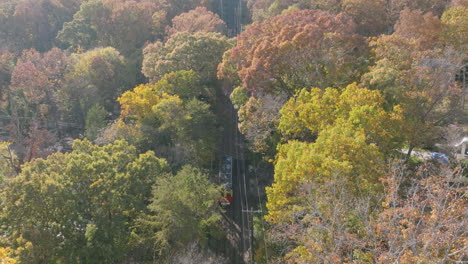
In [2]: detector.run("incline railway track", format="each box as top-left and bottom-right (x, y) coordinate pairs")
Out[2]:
(216, 2), (256, 262)
(216, 85), (252, 263)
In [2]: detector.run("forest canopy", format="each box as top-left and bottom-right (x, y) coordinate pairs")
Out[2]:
(0, 0), (466, 263)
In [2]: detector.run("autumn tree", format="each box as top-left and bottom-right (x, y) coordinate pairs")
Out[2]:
(149, 70), (216, 101)
(9, 48), (69, 111)
(0, 50), (13, 95)
(361, 9), (463, 158)
(0, 247), (16, 264)
(150, 0), (217, 22)
(219, 10), (366, 96)
(394, 8), (443, 49)
(6, 48), (69, 163)
(0, 0), (82, 52)
(143, 32), (232, 83)
(267, 84), (403, 221)
(0, 139), (169, 263)
(134, 165), (222, 260)
(84, 104), (108, 141)
(245, 0), (342, 21)
(57, 0), (159, 56)
(375, 162), (467, 263)
(63, 47), (132, 121)
(274, 171), (382, 263)
(0, 141), (18, 183)
(386, 0), (450, 24)
(105, 0), (160, 55)
(106, 75), (219, 168)
(264, 84), (404, 262)
(245, 0), (450, 28)
(57, 0), (221, 55)
(166, 7), (227, 36)
(237, 93), (288, 154)
(341, 0), (449, 36)
(218, 9), (367, 153)
(342, 0), (389, 36)
(441, 6), (468, 51)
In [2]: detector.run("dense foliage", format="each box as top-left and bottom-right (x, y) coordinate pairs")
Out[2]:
(142, 31), (232, 83)
(1, 140), (169, 262)
(218, 9), (368, 154)
(0, 0), (466, 263)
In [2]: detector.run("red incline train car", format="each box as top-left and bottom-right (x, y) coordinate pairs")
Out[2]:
(219, 155), (233, 206)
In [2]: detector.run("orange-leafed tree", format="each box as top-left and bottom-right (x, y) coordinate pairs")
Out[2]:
(361, 8), (463, 158)
(376, 162), (467, 263)
(166, 7), (227, 37)
(218, 9), (368, 154)
(219, 9), (366, 96)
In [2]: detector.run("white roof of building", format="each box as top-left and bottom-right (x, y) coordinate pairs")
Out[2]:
(454, 137), (468, 147)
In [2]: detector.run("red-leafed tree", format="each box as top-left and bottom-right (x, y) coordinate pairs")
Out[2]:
(394, 8), (443, 50)
(23, 121), (57, 162)
(10, 48), (69, 112)
(166, 7), (227, 37)
(218, 10), (367, 96)
(5, 48), (68, 163)
(218, 10), (367, 153)
(0, 0), (83, 52)
(342, 0), (390, 36)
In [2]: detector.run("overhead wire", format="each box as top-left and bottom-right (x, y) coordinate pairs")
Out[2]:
(233, 102), (247, 255)
(253, 158), (269, 263)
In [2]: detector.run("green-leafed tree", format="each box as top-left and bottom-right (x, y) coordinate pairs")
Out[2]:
(85, 104), (108, 141)
(0, 50), (14, 96)
(0, 139), (169, 263)
(57, 0), (159, 56)
(230, 86), (249, 109)
(0, 141), (18, 184)
(149, 70), (215, 101)
(102, 77), (219, 168)
(135, 165), (222, 259)
(150, 0), (217, 21)
(142, 32), (232, 83)
(63, 47), (133, 121)
(246, 0), (342, 21)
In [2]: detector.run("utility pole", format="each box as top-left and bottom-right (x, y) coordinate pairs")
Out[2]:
(461, 64), (467, 114)
(242, 208), (263, 263)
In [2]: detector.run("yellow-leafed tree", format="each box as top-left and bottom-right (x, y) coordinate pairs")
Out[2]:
(265, 84), (404, 263)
